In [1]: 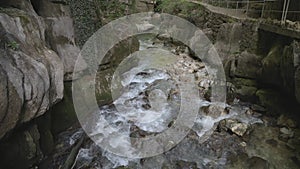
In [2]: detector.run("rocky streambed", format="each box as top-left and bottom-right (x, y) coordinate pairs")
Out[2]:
(45, 35), (300, 169)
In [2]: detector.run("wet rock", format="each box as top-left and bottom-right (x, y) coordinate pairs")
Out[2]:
(279, 127), (294, 139)
(250, 104), (267, 113)
(137, 22), (155, 32)
(225, 119), (249, 136)
(230, 123), (248, 137)
(277, 115), (297, 128)
(203, 104), (228, 118)
(157, 33), (171, 41)
(245, 109), (262, 118)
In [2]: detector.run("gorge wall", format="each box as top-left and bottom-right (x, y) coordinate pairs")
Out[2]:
(0, 0), (299, 168)
(156, 1), (300, 116)
(0, 0), (86, 168)
(0, 0), (143, 168)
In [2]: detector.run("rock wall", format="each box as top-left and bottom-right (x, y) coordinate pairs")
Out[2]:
(0, 0), (86, 168)
(0, 0), (65, 140)
(216, 21), (300, 114)
(156, 1), (300, 115)
(0, 0), (141, 168)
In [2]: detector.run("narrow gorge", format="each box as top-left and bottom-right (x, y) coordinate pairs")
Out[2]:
(0, 0), (299, 169)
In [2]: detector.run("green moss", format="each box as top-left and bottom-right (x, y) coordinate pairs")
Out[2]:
(156, 0), (195, 14)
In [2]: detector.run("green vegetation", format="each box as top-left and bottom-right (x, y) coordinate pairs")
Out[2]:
(155, 0), (204, 21)
(95, 0), (128, 24)
(155, 0), (195, 14)
(7, 41), (19, 50)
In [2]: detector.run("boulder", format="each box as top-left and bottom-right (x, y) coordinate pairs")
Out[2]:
(232, 51), (262, 79)
(224, 119), (249, 136)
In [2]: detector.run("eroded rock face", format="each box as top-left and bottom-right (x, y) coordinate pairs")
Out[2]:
(0, 0), (85, 167)
(32, 0), (87, 80)
(0, 4), (64, 139)
(0, 0), (87, 139)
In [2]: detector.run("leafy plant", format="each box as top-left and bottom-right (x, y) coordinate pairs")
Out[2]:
(7, 41), (19, 50)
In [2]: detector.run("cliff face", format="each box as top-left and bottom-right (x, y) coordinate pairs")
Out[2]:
(0, 1), (141, 168)
(0, 0), (85, 167)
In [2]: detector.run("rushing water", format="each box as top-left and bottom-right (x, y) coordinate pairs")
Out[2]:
(50, 35), (300, 169)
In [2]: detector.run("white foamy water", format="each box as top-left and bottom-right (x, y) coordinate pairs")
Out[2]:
(76, 36), (264, 168)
